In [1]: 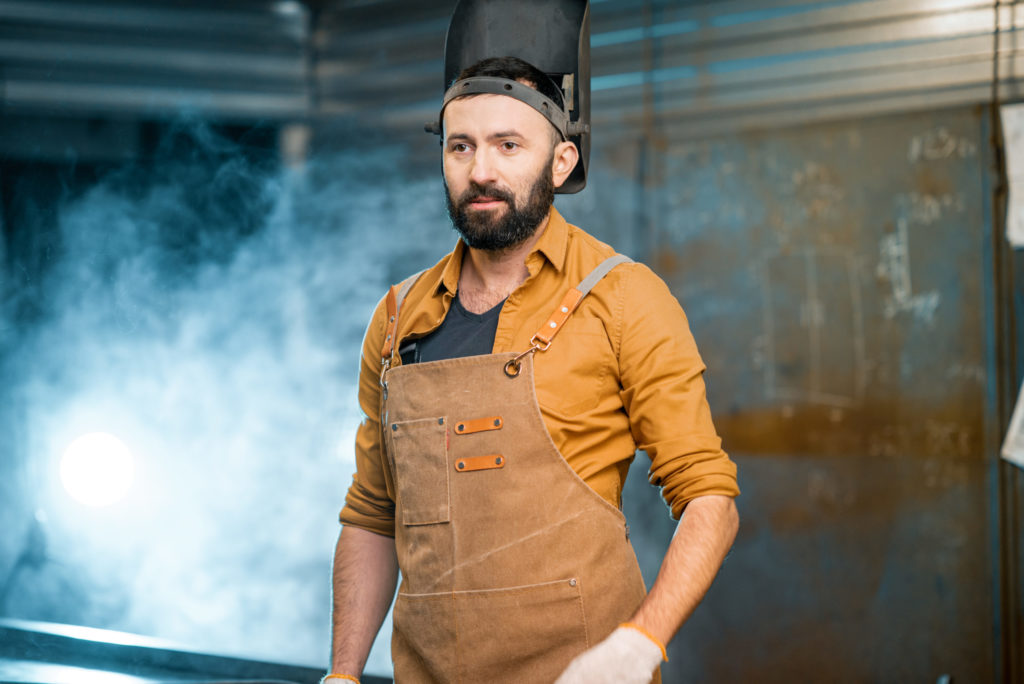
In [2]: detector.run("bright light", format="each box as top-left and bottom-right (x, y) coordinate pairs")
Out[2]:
(60, 432), (135, 507)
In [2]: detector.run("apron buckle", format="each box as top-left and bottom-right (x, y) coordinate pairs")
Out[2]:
(504, 336), (550, 378)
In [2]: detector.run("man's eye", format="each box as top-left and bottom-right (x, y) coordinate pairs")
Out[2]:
(501, 141), (519, 151)
(450, 143), (469, 153)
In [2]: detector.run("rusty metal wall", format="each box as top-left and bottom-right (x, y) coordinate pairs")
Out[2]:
(555, 105), (1003, 681)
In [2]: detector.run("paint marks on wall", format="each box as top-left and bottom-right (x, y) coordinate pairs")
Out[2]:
(758, 247), (866, 408)
(876, 217), (940, 324)
(907, 126), (977, 164)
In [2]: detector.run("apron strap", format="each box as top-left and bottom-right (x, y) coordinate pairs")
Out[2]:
(531, 254), (633, 348)
(505, 254), (633, 377)
(381, 270), (427, 366)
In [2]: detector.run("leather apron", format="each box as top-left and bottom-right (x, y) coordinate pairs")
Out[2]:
(379, 256), (656, 683)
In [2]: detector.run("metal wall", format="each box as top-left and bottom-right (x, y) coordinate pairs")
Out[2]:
(577, 103), (1003, 683)
(0, 0), (309, 121)
(315, 0), (1024, 143)
(5, 0), (1022, 140)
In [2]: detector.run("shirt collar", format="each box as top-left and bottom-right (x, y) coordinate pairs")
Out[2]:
(534, 205), (569, 273)
(433, 205), (570, 296)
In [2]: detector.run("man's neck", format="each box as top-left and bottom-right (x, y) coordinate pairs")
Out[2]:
(458, 213), (550, 314)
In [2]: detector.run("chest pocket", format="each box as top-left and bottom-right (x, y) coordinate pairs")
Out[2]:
(533, 317), (614, 417)
(385, 416), (450, 525)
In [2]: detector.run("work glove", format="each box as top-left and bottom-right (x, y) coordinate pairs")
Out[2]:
(554, 623), (666, 684)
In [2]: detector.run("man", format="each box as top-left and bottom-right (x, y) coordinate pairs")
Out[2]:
(326, 57), (739, 684)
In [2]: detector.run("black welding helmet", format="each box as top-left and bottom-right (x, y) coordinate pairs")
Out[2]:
(425, 0), (591, 194)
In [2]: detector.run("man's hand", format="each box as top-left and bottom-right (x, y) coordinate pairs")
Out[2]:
(554, 625), (665, 684)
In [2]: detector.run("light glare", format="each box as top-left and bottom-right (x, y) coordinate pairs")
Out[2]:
(60, 432), (135, 507)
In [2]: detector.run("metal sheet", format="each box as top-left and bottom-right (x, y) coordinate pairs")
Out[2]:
(312, 0), (1024, 143)
(580, 105), (1000, 681)
(0, 0), (309, 121)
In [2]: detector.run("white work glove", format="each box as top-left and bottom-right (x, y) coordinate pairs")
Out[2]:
(554, 624), (666, 684)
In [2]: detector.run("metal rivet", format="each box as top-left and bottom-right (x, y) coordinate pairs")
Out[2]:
(549, 321), (556, 328)
(495, 457), (502, 465)
(457, 424), (464, 431)
(391, 424), (398, 431)
(561, 306), (568, 313)
(569, 578), (577, 587)
(386, 334), (392, 340)
(503, 83), (512, 90)
(438, 418), (444, 425)
(493, 419), (500, 426)
(389, 315), (395, 322)
(457, 461), (465, 469)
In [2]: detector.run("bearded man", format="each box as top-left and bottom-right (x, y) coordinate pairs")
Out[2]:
(324, 56), (740, 684)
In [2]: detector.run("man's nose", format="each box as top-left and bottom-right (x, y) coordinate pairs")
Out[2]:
(469, 148), (497, 185)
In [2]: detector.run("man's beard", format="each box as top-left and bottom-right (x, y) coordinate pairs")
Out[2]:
(445, 164), (555, 252)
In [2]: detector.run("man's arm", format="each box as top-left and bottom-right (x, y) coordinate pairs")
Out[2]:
(329, 525), (399, 676)
(556, 495), (738, 683)
(631, 494), (739, 643)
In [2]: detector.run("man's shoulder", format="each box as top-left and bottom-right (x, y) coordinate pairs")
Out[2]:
(561, 219), (619, 281)
(562, 218), (661, 288)
(379, 246), (456, 304)
(397, 249), (455, 305)
(363, 249), (454, 337)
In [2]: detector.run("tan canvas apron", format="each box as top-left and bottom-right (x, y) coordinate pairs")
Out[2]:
(378, 255), (658, 683)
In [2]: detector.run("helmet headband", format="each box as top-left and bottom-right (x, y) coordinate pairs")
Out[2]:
(425, 77), (589, 141)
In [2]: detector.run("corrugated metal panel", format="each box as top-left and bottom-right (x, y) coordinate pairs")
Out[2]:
(314, 0), (1023, 142)
(3, 0), (1015, 135)
(589, 0), (1018, 141)
(0, 0), (310, 120)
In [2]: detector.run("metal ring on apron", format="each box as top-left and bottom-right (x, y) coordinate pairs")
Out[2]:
(504, 337), (550, 378)
(504, 358), (522, 377)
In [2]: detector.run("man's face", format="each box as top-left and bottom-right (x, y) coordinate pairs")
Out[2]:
(442, 93), (558, 251)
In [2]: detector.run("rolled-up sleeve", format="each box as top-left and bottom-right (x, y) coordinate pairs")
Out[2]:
(617, 264), (739, 519)
(338, 295), (397, 537)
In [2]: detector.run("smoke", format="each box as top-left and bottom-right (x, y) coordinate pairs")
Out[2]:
(2, 120), (451, 672)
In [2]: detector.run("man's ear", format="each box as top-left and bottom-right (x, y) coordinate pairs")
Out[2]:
(551, 141), (580, 189)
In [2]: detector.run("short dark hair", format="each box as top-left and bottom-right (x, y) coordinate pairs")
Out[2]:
(456, 56), (565, 111)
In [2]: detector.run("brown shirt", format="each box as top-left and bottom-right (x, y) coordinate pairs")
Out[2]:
(339, 207), (739, 537)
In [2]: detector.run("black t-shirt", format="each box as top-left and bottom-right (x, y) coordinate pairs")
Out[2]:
(400, 293), (505, 365)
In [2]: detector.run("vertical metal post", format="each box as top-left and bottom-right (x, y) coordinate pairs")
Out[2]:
(991, 2), (1023, 680)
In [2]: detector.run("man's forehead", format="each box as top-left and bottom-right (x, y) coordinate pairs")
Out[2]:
(443, 93), (554, 138)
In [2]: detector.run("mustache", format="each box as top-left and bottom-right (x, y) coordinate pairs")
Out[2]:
(458, 182), (514, 205)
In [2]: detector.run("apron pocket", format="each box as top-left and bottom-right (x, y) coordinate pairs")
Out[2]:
(456, 578), (589, 682)
(394, 579), (588, 684)
(387, 416), (450, 525)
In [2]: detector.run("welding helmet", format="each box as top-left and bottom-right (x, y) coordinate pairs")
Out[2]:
(425, 0), (591, 194)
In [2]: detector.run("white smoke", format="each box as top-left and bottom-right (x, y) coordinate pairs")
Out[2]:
(4, 122), (451, 673)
